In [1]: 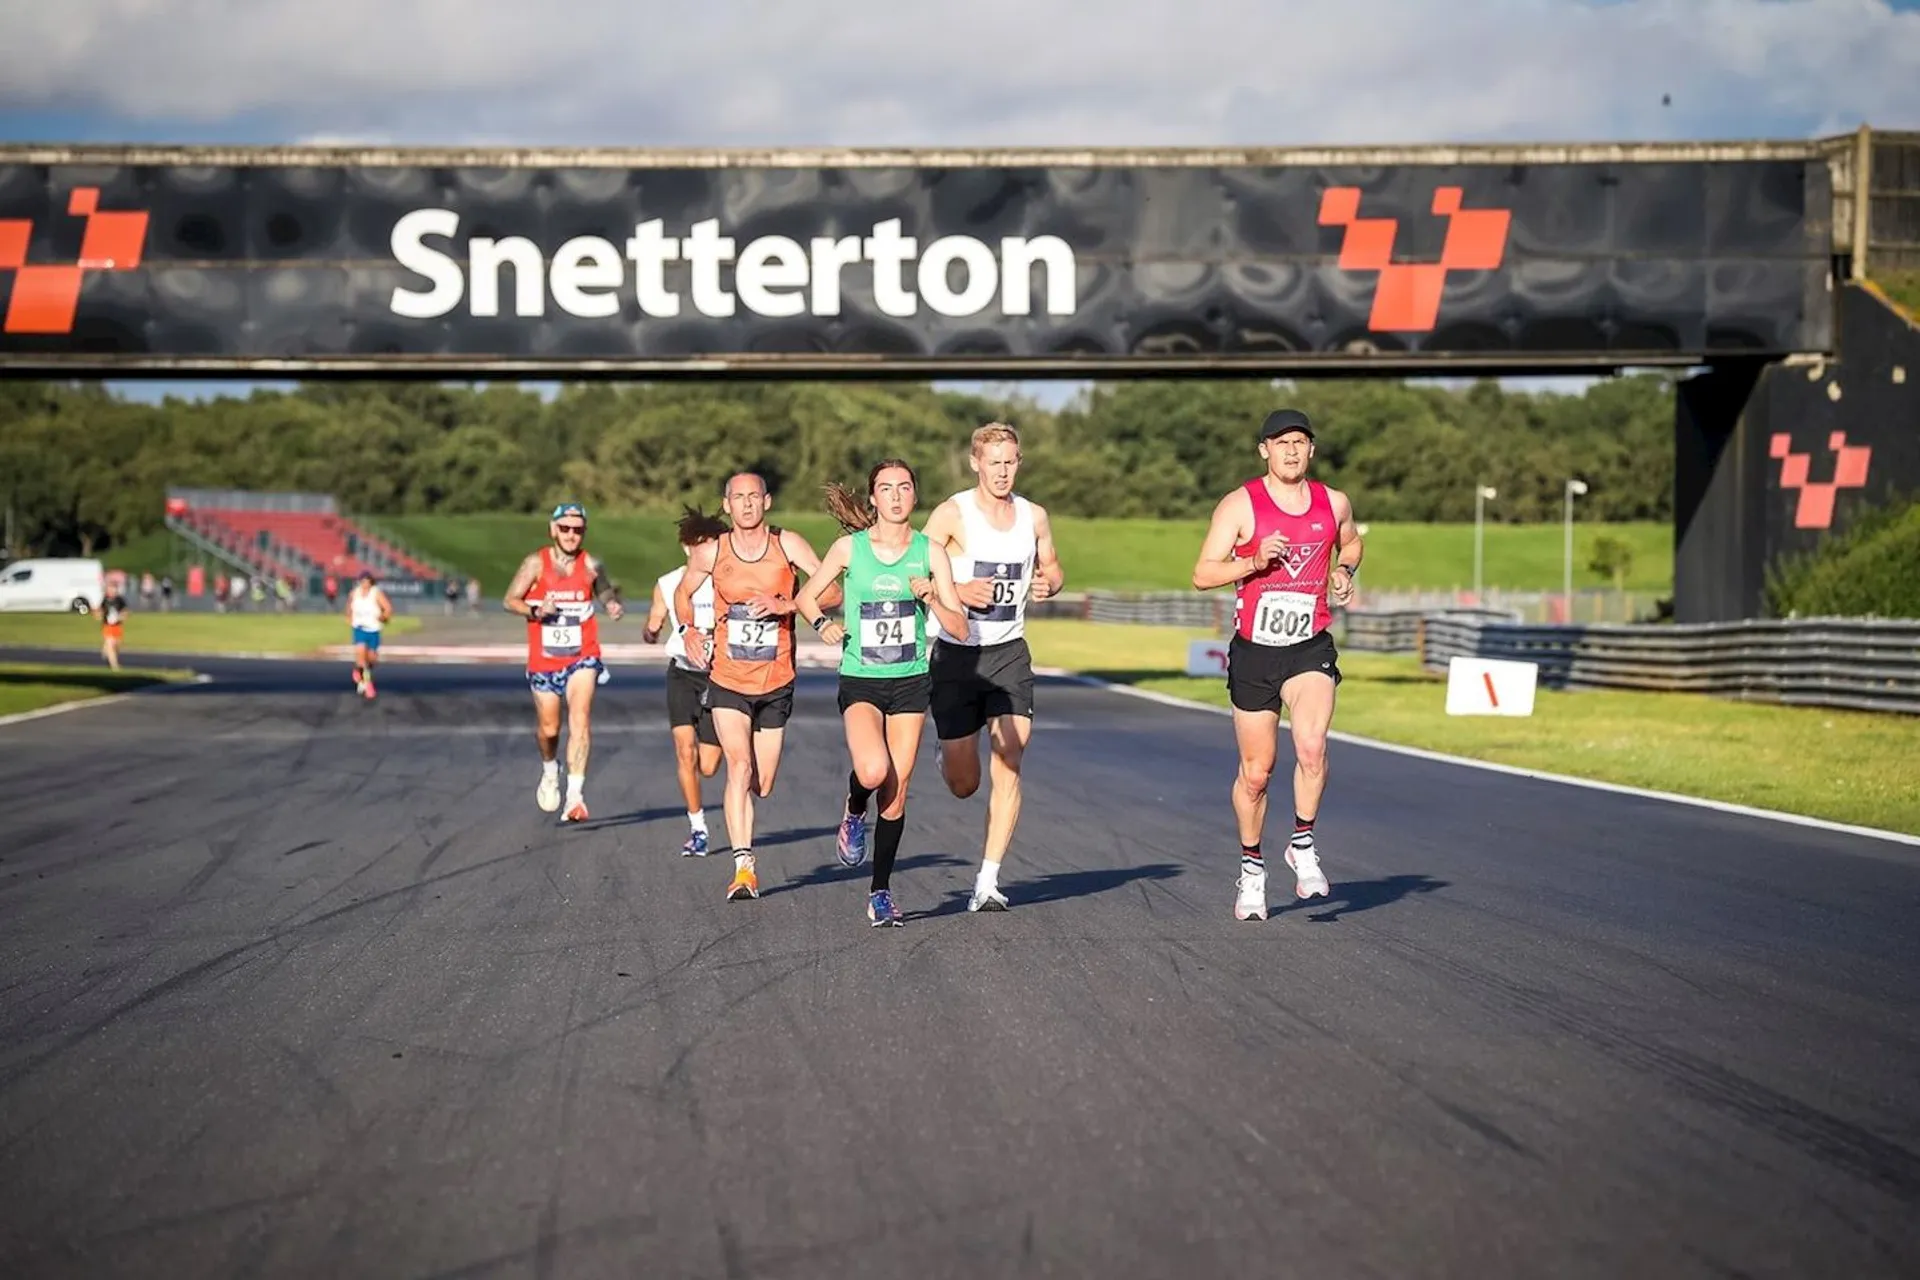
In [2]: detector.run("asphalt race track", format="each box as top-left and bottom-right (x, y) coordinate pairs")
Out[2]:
(2, 657), (1917, 1279)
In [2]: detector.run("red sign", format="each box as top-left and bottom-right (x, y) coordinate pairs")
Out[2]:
(1770, 431), (1873, 530)
(1318, 186), (1511, 332)
(0, 188), (150, 334)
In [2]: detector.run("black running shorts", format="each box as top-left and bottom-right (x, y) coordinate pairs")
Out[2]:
(703, 678), (796, 731)
(931, 637), (1035, 740)
(837, 672), (933, 716)
(666, 662), (719, 746)
(1226, 630), (1342, 714)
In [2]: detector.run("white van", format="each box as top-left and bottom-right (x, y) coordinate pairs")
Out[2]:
(0, 558), (106, 614)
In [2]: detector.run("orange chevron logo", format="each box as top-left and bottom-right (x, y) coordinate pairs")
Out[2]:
(0, 188), (150, 334)
(1318, 186), (1511, 332)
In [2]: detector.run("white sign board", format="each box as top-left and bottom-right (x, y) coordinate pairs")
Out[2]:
(1186, 639), (1233, 677)
(1445, 657), (1539, 716)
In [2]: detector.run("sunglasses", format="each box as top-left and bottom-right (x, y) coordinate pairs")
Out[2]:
(554, 523), (586, 534)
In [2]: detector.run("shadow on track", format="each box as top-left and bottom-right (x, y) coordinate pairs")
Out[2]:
(759, 851), (971, 897)
(1276, 873), (1450, 922)
(910, 861), (1188, 919)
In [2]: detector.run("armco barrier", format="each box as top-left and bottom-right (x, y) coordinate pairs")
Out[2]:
(1413, 615), (1920, 715)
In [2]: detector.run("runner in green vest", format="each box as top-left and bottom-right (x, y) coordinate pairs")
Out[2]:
(795, 459), (969, 927)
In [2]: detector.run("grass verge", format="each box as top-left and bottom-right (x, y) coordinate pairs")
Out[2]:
(0, 613), (420, 656)
(1021, 619), (1920, 837)
(0, 662), (199, 717)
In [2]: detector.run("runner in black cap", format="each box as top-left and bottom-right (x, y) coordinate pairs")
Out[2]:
(1191, 408), (1364, 921)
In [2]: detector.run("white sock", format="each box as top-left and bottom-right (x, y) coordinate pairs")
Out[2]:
(735, 849), (753, 868)
(976, 861), (1000, 892)
(688, 809), (707, 834)
(542, 760), (560, 780)
(566, 773), (584, 799)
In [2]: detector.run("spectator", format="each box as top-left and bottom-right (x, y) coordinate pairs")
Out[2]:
(140, 572), (157, 610)
(466, 576), (481, 615)
(214, 572), (229, 613)
(323, 573), (339, 609)
(159, 574), (174, 612)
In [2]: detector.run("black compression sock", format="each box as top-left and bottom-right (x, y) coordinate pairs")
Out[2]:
(872, 814), (906, 891)
(848, 770), (876, 815)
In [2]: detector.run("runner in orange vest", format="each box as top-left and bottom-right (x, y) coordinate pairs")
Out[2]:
(675, 473), (836, 901)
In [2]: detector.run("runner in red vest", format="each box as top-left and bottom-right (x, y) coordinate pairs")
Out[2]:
(1192, 410), (1364, 921)
(503, 502), (625, 823)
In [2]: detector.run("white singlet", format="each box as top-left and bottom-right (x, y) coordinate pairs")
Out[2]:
(349, 588), (384, 632)
(930, 489), (1038, 647)
(659, 565), (715, 669)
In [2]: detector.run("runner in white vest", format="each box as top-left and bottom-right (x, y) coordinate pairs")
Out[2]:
(922, 422), (1066, 912)
(646, 507), (727, 856)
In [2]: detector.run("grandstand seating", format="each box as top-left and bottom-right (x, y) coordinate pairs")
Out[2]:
(164, 492), (446, 592)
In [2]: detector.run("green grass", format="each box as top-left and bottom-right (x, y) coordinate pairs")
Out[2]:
(373, 514), (1673, 596)
(0, 612), (420, 655)
(0, 662), (199, 716)
(1874, 270), (1920, 320)
(101, 529), (182, 579)
(1021, 619), (1920, 837)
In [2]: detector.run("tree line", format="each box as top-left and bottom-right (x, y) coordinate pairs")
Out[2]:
(0, 374), (1678, 560)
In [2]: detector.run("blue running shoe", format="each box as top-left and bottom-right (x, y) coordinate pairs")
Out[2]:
(680, 829), (710, 858)
(867, 889), (903, 927)
(836, 809), (869, 868)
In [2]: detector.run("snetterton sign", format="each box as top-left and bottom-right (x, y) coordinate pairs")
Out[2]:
(0, 143), (1834, 374)
(388, 211), (1078, 321)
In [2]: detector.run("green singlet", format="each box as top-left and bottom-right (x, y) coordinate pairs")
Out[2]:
(838, 529), (932, 678)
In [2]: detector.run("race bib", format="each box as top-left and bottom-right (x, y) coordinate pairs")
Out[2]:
(857, 599), (916, 666)
(1250, 591), (1318, 647)
(540, 601), (593, 657)
(725, 604), (779, 661)
(967, 560), (1028, 621)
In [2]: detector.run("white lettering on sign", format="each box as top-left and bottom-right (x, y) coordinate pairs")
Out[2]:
(388, 209), (1079, 322)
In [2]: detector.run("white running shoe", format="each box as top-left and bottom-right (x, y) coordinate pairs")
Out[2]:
(1286, 841), (1330, 900)
(967, 885), (1009, 913)
(1234, 868), (1268, 921)
(535, 770), (561, 813)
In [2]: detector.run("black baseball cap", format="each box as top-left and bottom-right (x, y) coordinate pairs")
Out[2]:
(1258, 409), (1315, 443)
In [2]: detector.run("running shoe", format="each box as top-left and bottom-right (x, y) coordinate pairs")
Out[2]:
(361, 679), (376, 700)
(1286, 842), (1330, 900)
(562, 797), (589, 824)
(681, 829), (710, 857)
(967, 885), (1009, 913)
(835, 809), (869, 869)
(536, 771), (562, 813)
(1234, 868), (1269, 922)
(727, 859), (759, 901)
(868, 889), (904, 927)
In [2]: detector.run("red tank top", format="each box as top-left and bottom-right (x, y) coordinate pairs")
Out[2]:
(1233, 479), (1336, 645)
(525, 548), (601, 672)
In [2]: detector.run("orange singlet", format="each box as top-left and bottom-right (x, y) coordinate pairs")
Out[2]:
(709, 528), (797, 696)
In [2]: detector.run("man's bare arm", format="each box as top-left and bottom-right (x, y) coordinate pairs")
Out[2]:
(1192, 490), (1266, 592)
(502, 553), (545, 619)
(1029, 502), (1065, 600)
(1329, 489), (1364, 606)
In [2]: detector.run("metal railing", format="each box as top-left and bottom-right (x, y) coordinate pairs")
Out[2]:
(1077, 588), (1662, 630)
(1412, 614), (1920, 715)
(1341, 608), (1524, 653)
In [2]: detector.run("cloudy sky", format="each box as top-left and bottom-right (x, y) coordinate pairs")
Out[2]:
(3, 0), (1917, 405)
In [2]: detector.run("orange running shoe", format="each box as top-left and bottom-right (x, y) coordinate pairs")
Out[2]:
(726, 857), (759, 901)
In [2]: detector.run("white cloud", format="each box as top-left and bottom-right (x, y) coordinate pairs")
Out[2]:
(1, 0), (1916, 146)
